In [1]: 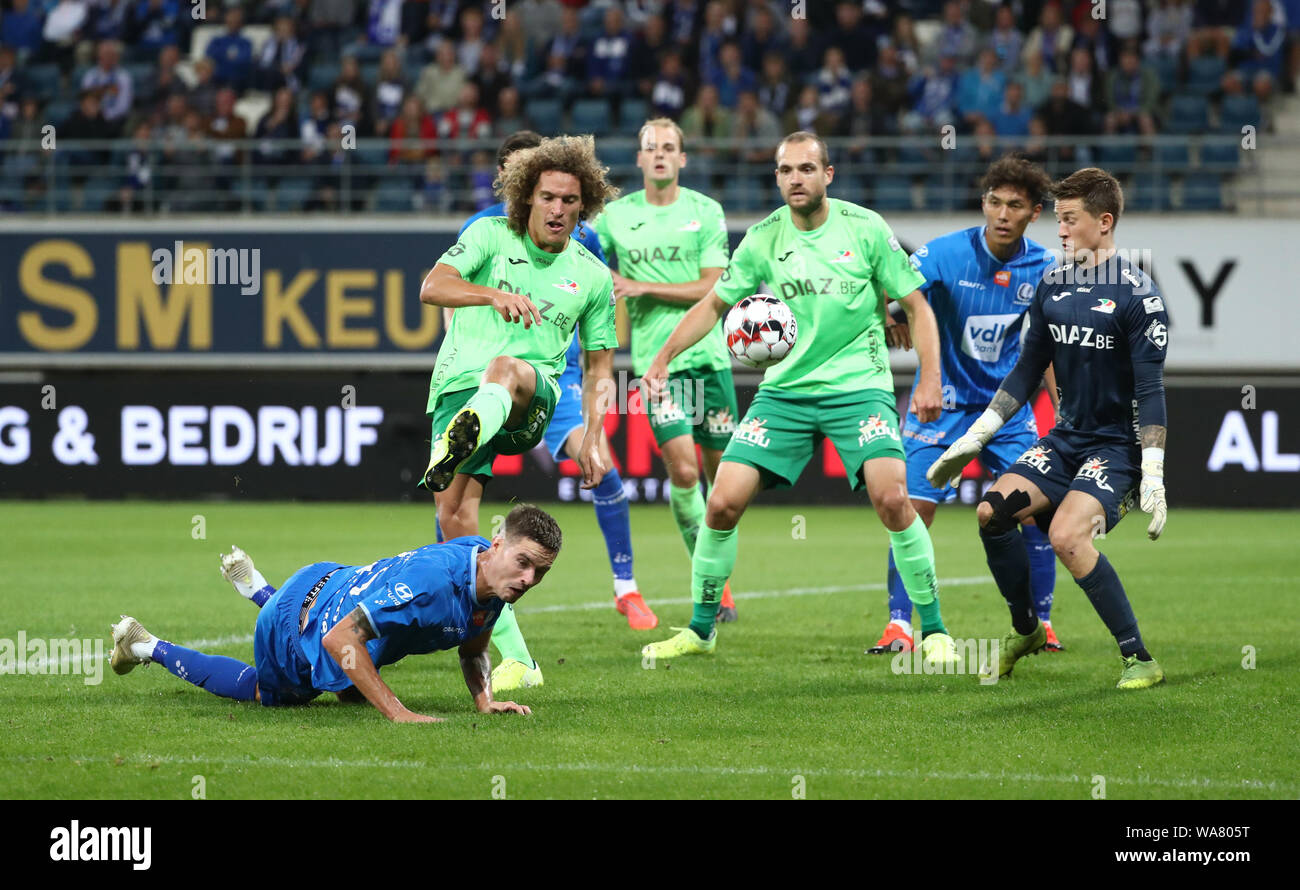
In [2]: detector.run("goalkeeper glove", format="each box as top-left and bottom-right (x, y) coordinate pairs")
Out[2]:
(1140, 447), (1167, 541)
(926, 408), (1004, 489)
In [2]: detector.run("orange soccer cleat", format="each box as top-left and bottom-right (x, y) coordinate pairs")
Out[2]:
(615, 591), (658, 630)
(866, 621), (914, 654)
(1043, 621), (1064, 652)
(716, 581), (738, 623)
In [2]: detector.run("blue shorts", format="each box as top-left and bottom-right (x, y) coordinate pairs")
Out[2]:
(542, 355), (585, 462)
(1002, 428), (1140, 532)
(252, 561), (340, 707)
(904, 403), (1040, 503)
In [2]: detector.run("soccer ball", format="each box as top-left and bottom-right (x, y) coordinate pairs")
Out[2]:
(724, 295), (798, 369)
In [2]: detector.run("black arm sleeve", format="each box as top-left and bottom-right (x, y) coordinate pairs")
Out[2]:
(1132, 358), (1167, 428)
(1124, 292), (1169, 429)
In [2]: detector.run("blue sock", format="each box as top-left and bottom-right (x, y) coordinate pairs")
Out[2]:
(1074, 553), (1145, 657)
(1021, 523), (1056, 621)
(251, 585), (274, 608)
(592, 468), (634, 581)
(153, 640), (259, 701)
(885, 546), (912, 622)
(979, 525), (1038, 635)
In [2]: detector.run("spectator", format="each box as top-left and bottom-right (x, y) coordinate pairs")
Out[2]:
(301, 89), (334, 164)
(629, 13), (670, 98)
(680, 83), (731, 156)
(497, 11), (532, 81)
(373, 49), (406, 134)
(415, 41), (467, 114)
(474, 41), (511, 112)
(437, 82), (491, 145)
(206, 85), (246, 187)
(254, 86), (298, 170)
(543, 7), (586, 83)
(891, 13), (922, 75)
(785, 15), (822, 81)
(456, 5), (487, 75)
(623, 0), (666, 31)
(255, 15), (305, 93)
(988, 4), (1024, 74)
(1022, 114), (1052, 167)
(587, 5), (633, 98)
(493, 85), (528, 136)
(146, 44), (187, 115)
(1192, 0), (1246, 60)
(3, 0), (46, 60)
(389, 94), (435, 164)
(1233, 0), (1286, 85)
(1065, 46), (1106, 125)
(366, 0), (403, 48)
(666, 0), (700, 48)
(928, 0), (977, 67)
(816, 45), (853, 118)
(1036, 77), (1095, 163)
(81, 39), (132, 132)
(730, 88), (780, 164)
(169, 108), (211, 208)
(871, 42), (911, 117)
(158, 92), (190, 143)
(415, 0), (461, 52)
(309, 0), (357, 64)
(957, 47), (1006, 127)
(757, 50), (793, 120)
(1146, 0), (1195, 59)
(826, 0), (878, 72)
(333, 55), (371, 134)
(740, 5), (785, 72)
(902, 52), (960, 133)
(469, 147), (494, 210)
(786, 82), (835, 135)
(127, 0), (182, 60)
(1104, 46), (1158, 135)
(836, 76), (896, 164)
(61, 88), (114, 182)
(1107, 0), (1146, 45)
(989, 80), (1033, 142)
(0, 46), (19, 121)
(698, 0), (729, 86)
(1017, 48), (1054, 110)
(205, 5), (253, 92)
(1022, 1), (1075, 74)
(711, 40), (756, 108)
(189, 57), (217, 118)
(87, 0), (129, 42)
(516, 0), (564, 49)
(1072, 13), (1114, 72)
(650, 48), (690, 119)
(39, 0), (89, 71)
(971, 116), (1000, 166)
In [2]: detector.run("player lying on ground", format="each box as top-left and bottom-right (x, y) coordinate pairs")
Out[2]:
(871, 156), (1062, 656)
(417, 135), (620, 692)
(109, 504), (562, 721)
(594, 117), (740, 623)
(640, 131), (959, 665)
(927, 167), (1169, 689)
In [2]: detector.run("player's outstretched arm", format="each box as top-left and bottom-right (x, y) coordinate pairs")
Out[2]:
(578, 347), (615, 489)
(641, 292), (729, 399)
(419, 263), (542, 328)
(612, 267), (725, 305)
(897, 289), (942, 423)
(459, 632), (531, 716)
(322, 607), (444, 723)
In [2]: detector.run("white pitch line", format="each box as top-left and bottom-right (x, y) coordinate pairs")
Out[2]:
(6, 754), (1291, 794)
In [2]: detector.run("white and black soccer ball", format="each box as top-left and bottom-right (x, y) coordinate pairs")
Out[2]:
(724, 295), (798, 369)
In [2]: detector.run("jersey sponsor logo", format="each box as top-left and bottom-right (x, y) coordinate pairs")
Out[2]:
(902, 427), (945, 444)
(778, 277), (855, 299)
(1144, 319), (1168, 349)
(1048, 323), (1115, 349)
(957, 279), (987, 290)
(733, 417), (770, 448)
(553, 278), (580, 295)
(652, 393), (686, 424)
(1075, 457), (1114, 493)
(705, 407), (736, 436)
(888, 235), (902, 252)
(1143, 295), (1165, 314)
(1091, 298), (1116, 314)
(1077, 286), (1092, 292)
(678, 219), (702, 231)
(1015, 282), (1034, 304)
(1015, 445), (1053, 474)
(1121, 268), (1143, 289)
(831, 249), (855, 263)
(994, 270), (1011, 287)
(857, 414), (899, 446)
(915, 245), (929, 257)
(627, 245), (691, 264)
(393, 582), (414, 602)
(962, 312), (1021, 363)
(1052, 290), (1071, 301)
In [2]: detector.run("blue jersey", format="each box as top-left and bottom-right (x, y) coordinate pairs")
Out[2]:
(1002, 254), (1169, 444)
(296, 537), (503, 692)
(459, 201), (602, 370)
(908, 226), (1055, 409)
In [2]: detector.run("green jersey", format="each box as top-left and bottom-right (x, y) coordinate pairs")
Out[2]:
(594, 188), (731, 376)
(713, 198), (924, 396)
(428, 216), (617, 409)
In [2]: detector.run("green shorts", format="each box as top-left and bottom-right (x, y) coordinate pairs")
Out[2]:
(426, 364), (559, 479)
(721, 388), (904, 491)
(646, 366), (740, 452)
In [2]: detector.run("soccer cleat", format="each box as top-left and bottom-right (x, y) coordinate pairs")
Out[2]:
(1043, 621), (1064, 652)
(219, 545), (269, 600)
(867, 621), (914, 654)
(423, 408), (481, 492)
(490, 658), (543, 693)
(1116, 655), (1165, 690)
(919, 632), (958, 667)
(109, 616), (155, 676)
(640, 626), (716, 659)
(980, 621), (1048, 681)
(715, 581), (738, 623)
(615, 592), (658, 630)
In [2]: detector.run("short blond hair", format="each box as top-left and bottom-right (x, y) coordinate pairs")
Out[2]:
(637, 117), (686, 152)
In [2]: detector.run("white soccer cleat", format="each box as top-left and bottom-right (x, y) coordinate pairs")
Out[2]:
(220, 545), (269, 600)
(109, 616), (156, 676)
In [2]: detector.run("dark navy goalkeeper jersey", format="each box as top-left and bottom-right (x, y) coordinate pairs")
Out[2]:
(908, 226), (1055, 408)
(1001, 254), (1169, 443)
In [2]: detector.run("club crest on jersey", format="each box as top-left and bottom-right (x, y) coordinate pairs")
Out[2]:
(1015, 282), (1034, 304)
(1143, 295), (1165, 314)
(554, 278), (580, 294)
(678, 219), (702, 232)
(994, 270), (1011, 287)
(1091, 298), (1116, 314)
(1075, 457), (1114, 492)
(857, 414), (899, 446)
(471, 610), (487, 627)
(832, 249), (855, 263)
(705, 407), (736, 436)
(1016, 446), (1052, 474)
(734, 417), (770, 448)
(1144, 319), (1167, 349)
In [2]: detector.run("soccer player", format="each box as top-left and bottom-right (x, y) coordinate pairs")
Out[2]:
(418, 135), (620, 691)
(927, 167), (1169, 689)
(459, 131), (652, 633)
(593, 117), (741, 623)
(868, 156), (1062, 656)
(108, 504), (562, 721)
(640, 131), (959, 664)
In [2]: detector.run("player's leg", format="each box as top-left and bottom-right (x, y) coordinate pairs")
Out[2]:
(872, 497), (935, 654)
(689, 367), (743, 621)
(109, 616), (260, 701)
(699, 445), (740, 622)
(219, 546), (276, 608)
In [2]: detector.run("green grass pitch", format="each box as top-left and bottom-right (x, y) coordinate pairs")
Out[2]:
(1, 501), (1295, 799)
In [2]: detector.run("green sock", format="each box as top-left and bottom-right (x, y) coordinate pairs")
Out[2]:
(669, 482), (705, 557)
(463, 382), (512, 442)
(490, 603), (534, 667)
(889, 514), (947, 636)
(689, 525), (737, 639)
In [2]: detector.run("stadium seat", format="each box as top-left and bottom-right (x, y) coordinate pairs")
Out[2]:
(525, 98), (563, 134)
(1097, 141), (1138, 171)
(835, 175), (868, 205)
(237, 177), (271, 211)
(1154, 141), (1191, 171)
(125, 62), (154, 92)
(871, 177), (913, 210)
(1181, 176), (1223, 211)
(1128, 175), (1172, 211)
(349, 44), (387, 63)
(308, 62), (342, 93)
(1185, 56), (1226, 97)
(1218, 94), (1261, 132)
(25, 63), (63, 101)
(923, 177), (962, 211)
(273, 177), (315, 211)
(1167, 95), (1208, 133)
(569, 98), (613, 136)
(79, 181), (119, 212)
(619, 98), (648, 128)
(360, 62), (380, 87)
(1199, 139), (1241, 171)
(374, 179), (416, 212)
(43, 99), (77, 126)
(1150, 55), (1180, 96)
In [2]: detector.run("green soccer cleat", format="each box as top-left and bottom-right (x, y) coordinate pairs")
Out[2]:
(423, 408), (482, 492)
(490, 658), (543, 694)
(109, 616), (155, 676)
(919, 631), (958, 667)
(979, 620), (1047, 681)
(1116, 655), (1166, 690)
(640, 626), (716, 660)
